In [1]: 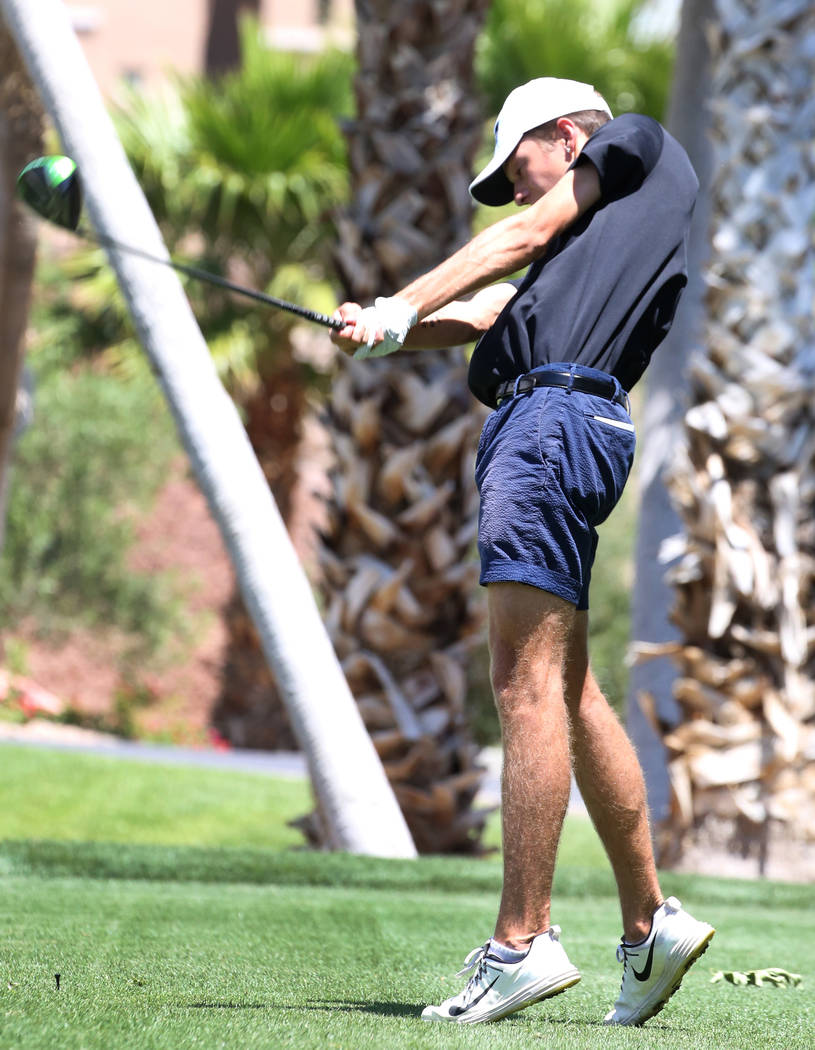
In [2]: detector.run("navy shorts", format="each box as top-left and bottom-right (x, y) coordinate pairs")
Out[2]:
(474, 363), (636, 610)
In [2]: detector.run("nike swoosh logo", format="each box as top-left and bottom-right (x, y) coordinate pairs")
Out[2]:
(449, 974), (501, 1016)
(632, 938), (657, 982)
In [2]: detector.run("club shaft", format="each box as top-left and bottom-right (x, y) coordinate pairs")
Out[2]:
(79, 226), (343, 330)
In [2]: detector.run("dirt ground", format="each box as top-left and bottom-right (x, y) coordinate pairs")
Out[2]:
(17, 460), (234, 743)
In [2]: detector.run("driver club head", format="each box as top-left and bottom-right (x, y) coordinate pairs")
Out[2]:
(14, 154), (343, 330)
(17, 155), (83, 231)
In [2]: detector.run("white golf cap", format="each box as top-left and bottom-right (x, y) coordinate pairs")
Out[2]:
(469, 77), (612, 206)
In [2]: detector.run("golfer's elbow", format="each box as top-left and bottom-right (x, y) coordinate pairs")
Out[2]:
(503, 165), (601, 264)
(467, 283), (517, 331)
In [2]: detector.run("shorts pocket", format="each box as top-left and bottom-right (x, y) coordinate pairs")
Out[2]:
(561, 403), (636, 525)
(586, 413), (636, 433)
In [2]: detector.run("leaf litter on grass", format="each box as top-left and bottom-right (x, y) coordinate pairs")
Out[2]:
(711, 968), (802, 987)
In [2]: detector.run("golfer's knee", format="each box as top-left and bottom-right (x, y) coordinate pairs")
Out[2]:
(489, 644), (565, 720)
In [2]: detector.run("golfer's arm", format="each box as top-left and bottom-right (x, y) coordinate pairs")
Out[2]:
(402, 283), (517, 349)
(399, 162), (601, 320)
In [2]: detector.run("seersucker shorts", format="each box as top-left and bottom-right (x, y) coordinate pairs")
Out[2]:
(474, 363), (636, 610)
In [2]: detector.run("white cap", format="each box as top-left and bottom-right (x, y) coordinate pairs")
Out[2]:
(469, 78), (612, 206)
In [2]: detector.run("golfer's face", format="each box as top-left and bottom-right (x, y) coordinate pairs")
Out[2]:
(504, 136), (569, 206)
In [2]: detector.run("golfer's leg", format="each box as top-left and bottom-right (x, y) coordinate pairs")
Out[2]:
(488, 582), (574, 949)
(565, 612), (662, 942)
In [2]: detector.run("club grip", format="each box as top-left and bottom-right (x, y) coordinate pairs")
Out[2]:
(299, 307), (344, 331)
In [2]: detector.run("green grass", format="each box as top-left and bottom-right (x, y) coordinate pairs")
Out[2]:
(0, 744), (609, 864)
(1, 746), (813, 1049)
(0, 745), (311, 849)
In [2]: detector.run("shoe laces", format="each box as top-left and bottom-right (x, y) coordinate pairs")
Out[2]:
(456, 942), (490, 979)
(612, 942), (632, 1001)
(449, 943), (493, 1011)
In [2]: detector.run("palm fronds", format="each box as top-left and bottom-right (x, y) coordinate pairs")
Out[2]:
(476, 0), (675, 120)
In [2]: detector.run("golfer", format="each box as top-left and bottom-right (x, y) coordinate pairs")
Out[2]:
(332, 77), (714, 1027)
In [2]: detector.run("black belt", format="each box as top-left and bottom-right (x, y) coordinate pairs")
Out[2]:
(495, 370), (629, 410)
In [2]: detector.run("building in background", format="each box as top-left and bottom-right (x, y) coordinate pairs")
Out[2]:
(66, 0), (353, 97)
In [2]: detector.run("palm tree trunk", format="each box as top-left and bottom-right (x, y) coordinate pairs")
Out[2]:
(204, 0), (260, 76)
(316, 0), (493, 853)
(627, 0), (714, 824)
(658, 0), (815, 878)
(1, 0), (416, 858)
(214, 343), (311, 751)
(0, 16), (44, 548)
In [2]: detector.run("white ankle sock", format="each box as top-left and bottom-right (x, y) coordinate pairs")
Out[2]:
(489, 939), (529, 963)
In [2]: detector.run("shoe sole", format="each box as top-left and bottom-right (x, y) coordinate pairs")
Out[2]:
(423, 969), (582, 1024)
(610, 926), (716, 1027)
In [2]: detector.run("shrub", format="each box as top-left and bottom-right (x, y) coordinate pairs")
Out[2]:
(0, 274), (187, 658)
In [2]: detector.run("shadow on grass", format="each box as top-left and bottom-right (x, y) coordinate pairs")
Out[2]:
(293, 1000), (634, 1027)
(184, 999), (422, 1018)
(303, 1000), (423, 1019)
(184, 999), (424, 1016)
(298, 1000), (683, 1031)
(188, 1002), (269, 1009)
(183, 998), (676, 1030)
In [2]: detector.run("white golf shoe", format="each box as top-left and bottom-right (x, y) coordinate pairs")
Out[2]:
(603, 896), (715, 1026)
(421, 926), (581, 1024)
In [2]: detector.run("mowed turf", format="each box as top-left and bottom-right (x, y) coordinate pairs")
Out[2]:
(0, 743), (312, 849)
(1, 745), (813, 1050)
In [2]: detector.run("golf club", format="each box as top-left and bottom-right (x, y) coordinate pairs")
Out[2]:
(17, 155), (343, 331)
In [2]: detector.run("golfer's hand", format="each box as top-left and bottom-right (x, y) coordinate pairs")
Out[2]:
(331, 297), (417, 359)
(331, 302), (381, 356)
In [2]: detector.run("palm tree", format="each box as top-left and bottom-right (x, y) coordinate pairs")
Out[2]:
(1, 0), (415, 858)
(626, 0), (714, 826)
(0, 17), (43, 546)
(314, 0), (493, 854)
(654, 0), (815, 879)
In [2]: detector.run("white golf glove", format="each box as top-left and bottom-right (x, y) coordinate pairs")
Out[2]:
(352, 296), (418, 359)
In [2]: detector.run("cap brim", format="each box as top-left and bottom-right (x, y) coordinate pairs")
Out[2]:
(469, 164), (515, 206)
(469, 142), (518, 206)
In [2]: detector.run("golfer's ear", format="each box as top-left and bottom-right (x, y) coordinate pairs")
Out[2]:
(556, 118), (579, 153)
